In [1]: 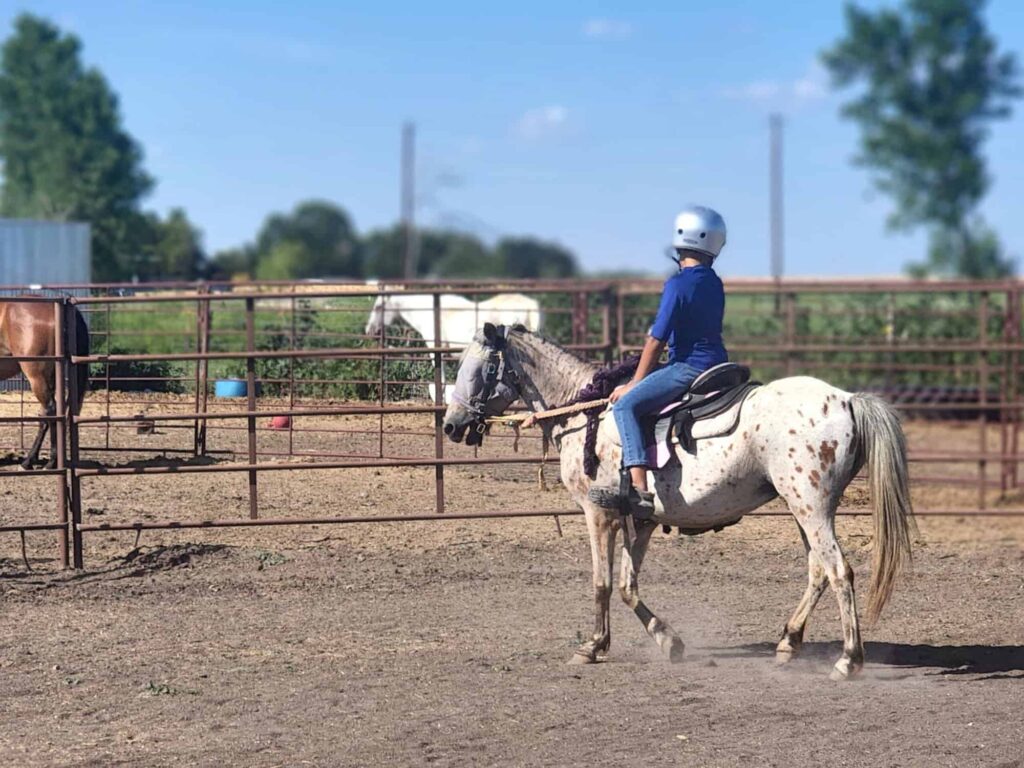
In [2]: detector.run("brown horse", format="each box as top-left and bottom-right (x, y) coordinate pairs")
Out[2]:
(0, 300), (90, 469)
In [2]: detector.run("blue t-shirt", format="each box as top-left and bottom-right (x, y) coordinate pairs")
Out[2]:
(649, 265), (728, 369)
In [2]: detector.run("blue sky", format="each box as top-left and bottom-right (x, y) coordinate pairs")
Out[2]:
(3, 1), (1024, 278)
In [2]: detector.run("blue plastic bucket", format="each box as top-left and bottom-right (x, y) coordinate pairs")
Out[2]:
(214, 379), (250, 398)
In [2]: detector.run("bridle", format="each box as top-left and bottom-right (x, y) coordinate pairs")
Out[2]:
(450, 325), (521, 435)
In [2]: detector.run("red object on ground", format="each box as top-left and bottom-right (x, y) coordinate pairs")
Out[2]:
(269, 415), (292, 430)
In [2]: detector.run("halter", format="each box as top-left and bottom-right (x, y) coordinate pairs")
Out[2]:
(451, 326), (521, 426)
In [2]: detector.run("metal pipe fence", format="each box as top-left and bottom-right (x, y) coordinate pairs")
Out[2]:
(1, 278), (1023, 569)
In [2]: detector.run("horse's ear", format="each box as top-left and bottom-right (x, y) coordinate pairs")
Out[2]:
(511, 323), (527, 333)
(482, 322), (497, 342)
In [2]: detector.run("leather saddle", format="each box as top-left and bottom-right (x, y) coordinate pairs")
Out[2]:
(641, 362), (760, 467)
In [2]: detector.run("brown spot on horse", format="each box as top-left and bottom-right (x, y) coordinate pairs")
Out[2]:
(818, 440), (837, 470)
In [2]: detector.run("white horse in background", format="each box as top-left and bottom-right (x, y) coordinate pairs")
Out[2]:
(364, 291), (541, 403)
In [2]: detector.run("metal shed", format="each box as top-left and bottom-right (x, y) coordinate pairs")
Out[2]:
(0, 218), (91, 391)
(0, 218), (91, 287)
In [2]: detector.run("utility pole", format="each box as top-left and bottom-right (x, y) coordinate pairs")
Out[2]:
(401, 122), (418, 279)
(769, 113), (784, 284)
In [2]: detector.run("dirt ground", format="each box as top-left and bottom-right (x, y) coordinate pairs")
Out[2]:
(1, 393), (1023, 767)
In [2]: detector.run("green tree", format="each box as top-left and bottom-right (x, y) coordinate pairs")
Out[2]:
(823, 0), (1020, 277)
(362, 226), (499, 278)
(362, 224), (405, 279)
(424, 230), (496, 277)
(0, 14), (154, 281)
(208, 247), (256, 280)
(253, 200), (360, 278)
(254, 240), (312, 280)
(495, 236), (578, 278)
(153, 208), (205, 280)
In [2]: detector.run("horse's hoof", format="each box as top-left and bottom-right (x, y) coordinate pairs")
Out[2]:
(775, 638), (801, 664)
(568, 648), (598, 665)
(666, 636), (686, 663)
(828, 658), (861, 681)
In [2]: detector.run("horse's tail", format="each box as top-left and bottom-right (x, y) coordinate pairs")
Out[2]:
(849, 392), (916, 623)
(70, 304), (90, 415)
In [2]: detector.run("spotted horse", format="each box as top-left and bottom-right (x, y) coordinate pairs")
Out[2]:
(442, 324), (915, 681)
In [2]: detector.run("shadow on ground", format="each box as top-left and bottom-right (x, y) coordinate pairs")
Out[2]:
(721, 640), (1024, 678)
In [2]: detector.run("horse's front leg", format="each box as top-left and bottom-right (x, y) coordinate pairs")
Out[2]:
(569, 507), (617, 664)
(45, 401), (59, 469)
(620, 519), (684, 662)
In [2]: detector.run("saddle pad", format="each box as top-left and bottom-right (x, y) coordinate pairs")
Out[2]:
(598, 393), (730, 470)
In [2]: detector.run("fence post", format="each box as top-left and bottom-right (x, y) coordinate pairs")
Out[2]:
(245, 297), (259, 519)
(433, 292), (445, 514)
(64, 301), (84, 569)
(289, 288), (297, 457)
(600, 287), (613, 365)
(53, 301), (69, 569)
(193, 285), (210, 457)
(784, 292), (797, 377)
(104, 300), (112, 450)
(378, 289), (387, 459)
(615, 288), (625, 361)
(978, 291), (989, 509)
(571, 291), (589, 350)
(999, 286), (1015, 496)
(1013, 287), (1022, 490)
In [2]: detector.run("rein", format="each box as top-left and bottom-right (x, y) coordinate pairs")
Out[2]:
(487, 354), (640, 479)
(485, 397), (609, 427)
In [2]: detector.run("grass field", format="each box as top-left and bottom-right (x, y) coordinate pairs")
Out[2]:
(77, 286), (1011, 401)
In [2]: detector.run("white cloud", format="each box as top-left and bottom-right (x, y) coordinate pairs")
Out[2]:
(515, 105), (569, 140)
(792, 62), (828, 100)
(722, 62), (828, 105)
(582, 18), (633, 40)
(722, 80), (782, 102)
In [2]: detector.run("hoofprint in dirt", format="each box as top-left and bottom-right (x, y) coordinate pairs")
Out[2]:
(1, 514), (1022, 768)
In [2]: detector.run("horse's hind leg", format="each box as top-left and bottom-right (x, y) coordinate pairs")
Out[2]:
(21, 364), (55, 469)
(804, 517), (864, 680)
(619, 520), (684, 662)
(45, 400), (58, 469)
(776, 525), (829, 663)
(22, 417), (49, 470)
(569, 507), (617, 664)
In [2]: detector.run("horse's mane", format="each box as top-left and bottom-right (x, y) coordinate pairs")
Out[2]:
(508, 327), (595, 367)
(505, 327), (637, 477)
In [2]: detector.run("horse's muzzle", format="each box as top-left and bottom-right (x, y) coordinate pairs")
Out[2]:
(443, 418), (468, 443)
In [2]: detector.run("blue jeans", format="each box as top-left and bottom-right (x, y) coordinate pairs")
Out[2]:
(613, 362), (703, 468)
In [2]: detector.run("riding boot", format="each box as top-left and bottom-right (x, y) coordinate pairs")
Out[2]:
(586, 468), (656, 521)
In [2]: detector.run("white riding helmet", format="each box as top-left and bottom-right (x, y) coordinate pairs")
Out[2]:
(672, 205), (727, 259)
